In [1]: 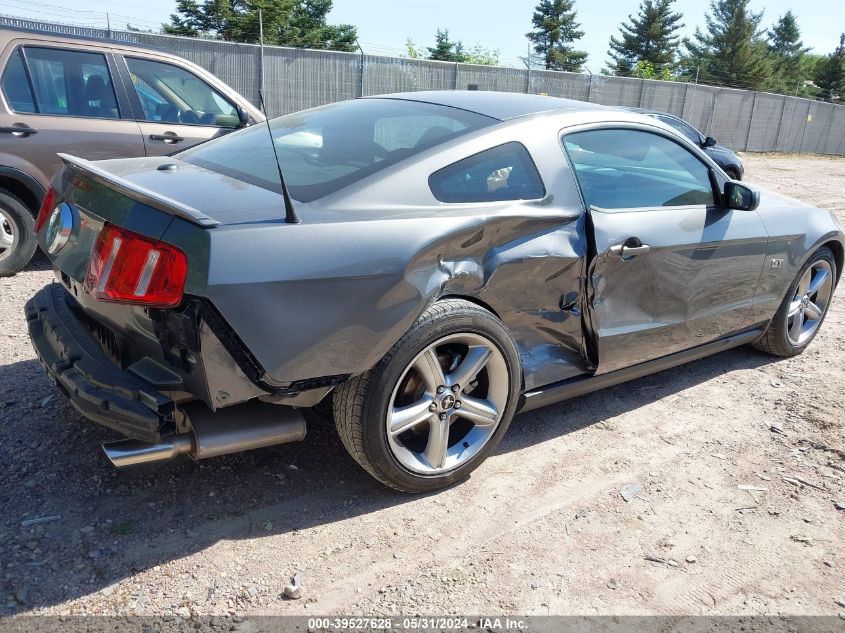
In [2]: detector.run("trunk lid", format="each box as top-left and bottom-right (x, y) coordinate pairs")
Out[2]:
(58, 154), (290, 227)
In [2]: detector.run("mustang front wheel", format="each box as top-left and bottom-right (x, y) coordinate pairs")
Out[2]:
(754, 247), (837, 357)
(333, 299), (521, 492)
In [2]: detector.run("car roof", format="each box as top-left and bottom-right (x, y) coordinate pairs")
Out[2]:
(0, 26), (167, 57)
(367, 90), (608, 121)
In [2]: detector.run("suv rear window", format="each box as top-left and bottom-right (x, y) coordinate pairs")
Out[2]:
(3, 47), (120, 118)
(178, 98), (496, 203)
(1, 49), (36, 113)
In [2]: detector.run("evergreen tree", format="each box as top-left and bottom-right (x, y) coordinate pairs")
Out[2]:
(165, 0), (357, 52)
(681, 0), (770, 90)
(427, 29), (463, 62)
(766, 11), (809, 94)
(815, 34), (845, 102)
(526, 0), (588, 72)
(607, 0), (684, 76)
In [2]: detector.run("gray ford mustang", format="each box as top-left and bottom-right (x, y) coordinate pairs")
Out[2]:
(26, 91), (843, 492)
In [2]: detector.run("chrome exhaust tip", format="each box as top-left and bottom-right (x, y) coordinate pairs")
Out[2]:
(102, 434), (193, 468)
(102, 400), (307, 468)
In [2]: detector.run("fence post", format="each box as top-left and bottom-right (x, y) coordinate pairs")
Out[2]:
(454, 62), (459, 90)
(773, 94), (788, 152)
(356, 40), (365, 98)
(638, 78), (646, 107)
(744, 91), (758, 151)
(586, 74), (593, 102)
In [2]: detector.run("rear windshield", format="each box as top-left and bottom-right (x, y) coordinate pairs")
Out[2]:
(178, 98), (496, 202)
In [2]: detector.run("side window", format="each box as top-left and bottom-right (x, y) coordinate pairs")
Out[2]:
(658, 115), (701, 145)
(1, 49), (36, 113)
(429, 142), (545, 203)
(124, 57), (238, 127)
(563, 129), (715, 209)
(23, 47), (119, 119)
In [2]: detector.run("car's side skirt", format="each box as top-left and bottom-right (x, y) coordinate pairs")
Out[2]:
(518, 324), (767, 413)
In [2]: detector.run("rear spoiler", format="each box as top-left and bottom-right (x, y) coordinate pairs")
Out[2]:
(56, 153), (220, 228)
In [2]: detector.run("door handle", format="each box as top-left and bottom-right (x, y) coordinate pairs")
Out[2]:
(149, 132), (184, 143)
(0, 125), (38, 137)
(609, 243), (651, 258)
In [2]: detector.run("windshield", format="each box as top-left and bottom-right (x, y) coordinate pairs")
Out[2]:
(178, 98), (497, 203)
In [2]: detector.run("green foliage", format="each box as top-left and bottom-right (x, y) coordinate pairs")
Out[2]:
(405, 38), (420, 59)
(765, 11), (810, 94)
(607, 0), (684, 76)
(427, 29), (462, 62)
(462, 45), (500, 66)
(424, 29), (498, 65)
(164, 0), (357, 52)
(814, 34), (845, 102)
(630, 60), (676, 80)
(527, 0), (588, 72)
(680, 0), (770, 90)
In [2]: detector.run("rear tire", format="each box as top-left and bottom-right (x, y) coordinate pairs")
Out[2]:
(333, 299), (521, 493)
(753, 247), (836, 357)
(0, 191), (37, 277)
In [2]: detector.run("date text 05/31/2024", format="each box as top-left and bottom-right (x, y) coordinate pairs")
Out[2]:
(306, 617), (526, 630)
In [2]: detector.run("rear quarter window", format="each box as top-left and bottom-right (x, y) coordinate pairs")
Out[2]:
(429, 142), (545, 203)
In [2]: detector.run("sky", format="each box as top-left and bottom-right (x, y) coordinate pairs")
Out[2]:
(0, 0), (842, 72)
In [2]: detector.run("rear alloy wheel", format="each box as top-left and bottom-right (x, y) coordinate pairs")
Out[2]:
(333, 299), (521, 492)
(386, 332), (509, 475)
(0, 192), (37, 277)
(754, 247), (837, 357)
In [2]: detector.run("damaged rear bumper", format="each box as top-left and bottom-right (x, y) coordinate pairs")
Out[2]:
(25, 283), (174, 443)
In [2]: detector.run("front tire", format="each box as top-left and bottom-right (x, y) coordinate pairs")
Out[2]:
(754, 247), (837, 357)
(333, 299), (521, 493)
(0, 191), (37, 277)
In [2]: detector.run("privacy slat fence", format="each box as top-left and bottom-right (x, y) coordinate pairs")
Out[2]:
(2, 15), (844, 155)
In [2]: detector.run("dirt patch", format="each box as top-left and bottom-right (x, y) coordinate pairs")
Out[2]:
(0, 154), (843, 617)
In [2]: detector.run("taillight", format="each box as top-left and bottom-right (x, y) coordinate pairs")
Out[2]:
(35, 187), (57, 232)
(84, 223), (187, 308)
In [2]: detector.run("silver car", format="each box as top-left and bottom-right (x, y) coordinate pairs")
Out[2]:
(25, 92), (843, 493)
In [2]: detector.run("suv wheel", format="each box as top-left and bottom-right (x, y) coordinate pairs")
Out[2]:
(333, 299), (521, 493)
(0, 191), (37, 277)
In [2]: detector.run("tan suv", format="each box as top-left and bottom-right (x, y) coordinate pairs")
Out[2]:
(0, 28), (263, 276)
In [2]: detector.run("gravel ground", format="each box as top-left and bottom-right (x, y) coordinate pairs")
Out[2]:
(0, 153), (843, 619)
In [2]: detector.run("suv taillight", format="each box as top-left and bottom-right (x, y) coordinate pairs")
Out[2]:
(35, 187), (57, 232)
(84, 223), (187, 308)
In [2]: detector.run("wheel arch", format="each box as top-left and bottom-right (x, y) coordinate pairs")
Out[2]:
(822, 239), (844, 285)
(0, 167), (45, 216)
(437, 293), (502, 320)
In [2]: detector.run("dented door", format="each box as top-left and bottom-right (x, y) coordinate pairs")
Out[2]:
(562, 127), (768, 374)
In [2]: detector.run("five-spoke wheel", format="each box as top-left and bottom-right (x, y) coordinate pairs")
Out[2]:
(333, 299), (521, 493)
(755, 247), (838, 357)
(386, 333), (509, 475)
(786, 260), (833, 346)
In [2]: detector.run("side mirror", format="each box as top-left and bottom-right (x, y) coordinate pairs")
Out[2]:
(236, 105), (250, 128)
(724, 181), (760, 211)
(703, 136), (717, 147)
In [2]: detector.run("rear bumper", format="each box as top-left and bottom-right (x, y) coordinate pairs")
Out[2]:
(25, 284), (174, 443)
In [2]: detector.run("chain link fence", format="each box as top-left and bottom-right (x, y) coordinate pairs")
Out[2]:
(3, 15), (845, 155)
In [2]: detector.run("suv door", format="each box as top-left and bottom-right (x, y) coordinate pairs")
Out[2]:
(562, 126), (768, 374)
(115, 54), (243, 156)
(0, 42), (145, 190)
